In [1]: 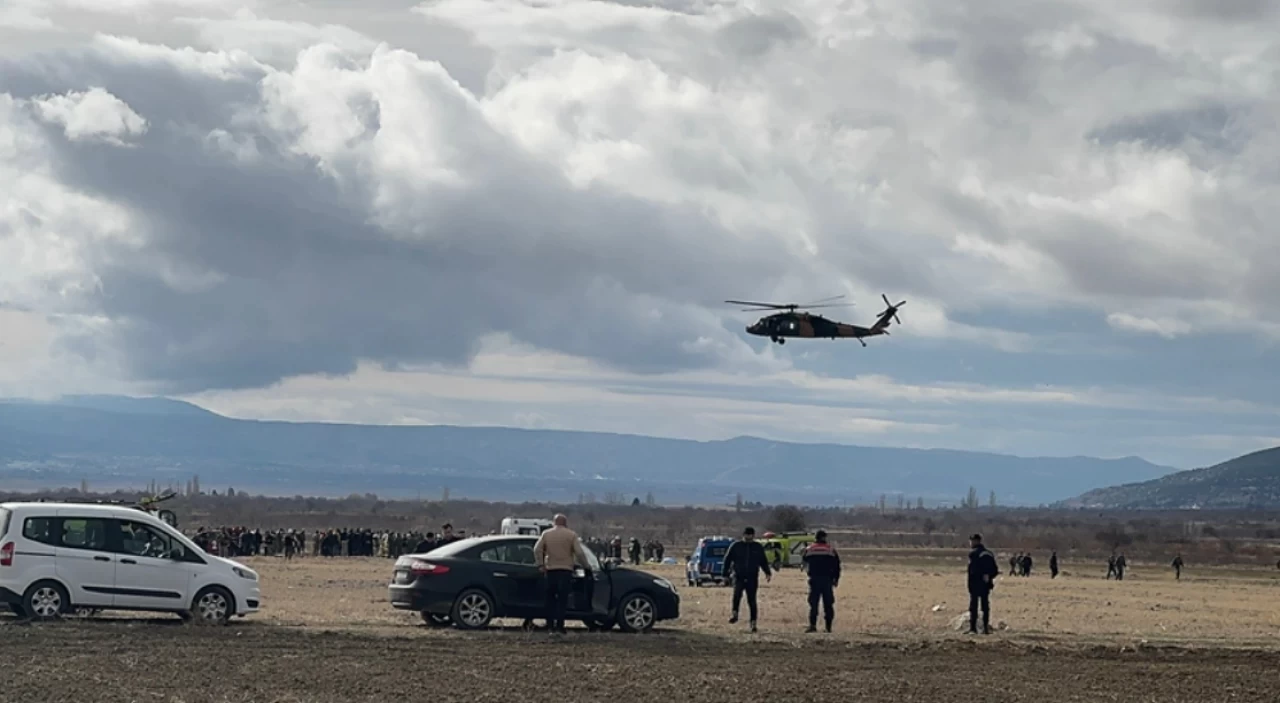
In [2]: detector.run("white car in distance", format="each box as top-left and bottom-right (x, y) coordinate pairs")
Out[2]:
(0, 501), (260, 625)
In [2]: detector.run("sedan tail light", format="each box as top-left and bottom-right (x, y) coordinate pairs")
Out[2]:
(0, 542), (13, 567)
(409, 560), (450, 575)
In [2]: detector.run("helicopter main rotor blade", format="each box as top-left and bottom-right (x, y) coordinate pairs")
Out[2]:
(725, 299), (796, 309)
(800, 294), (848, 307)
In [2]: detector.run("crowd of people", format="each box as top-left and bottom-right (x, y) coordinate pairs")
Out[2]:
(578, 537), (668, 564)
(185, 523), (668, 565)
(189, 524), (475, 559)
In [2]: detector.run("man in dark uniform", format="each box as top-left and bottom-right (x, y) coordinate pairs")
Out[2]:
(1171, 554), (1184, 581)
(801, 530), (840, 633)
(1049, 550), (1059, 579)
(723, 526), (772, 633)
(967, 533), (999, 635)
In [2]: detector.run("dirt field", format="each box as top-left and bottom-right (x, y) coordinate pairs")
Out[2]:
(4, 553), (1280, 702)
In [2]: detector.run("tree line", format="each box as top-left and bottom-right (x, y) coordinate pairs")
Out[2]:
(3, 486), (1277, 565)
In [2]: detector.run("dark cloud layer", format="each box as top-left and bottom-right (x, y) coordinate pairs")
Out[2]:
(4, 45), (804, 392)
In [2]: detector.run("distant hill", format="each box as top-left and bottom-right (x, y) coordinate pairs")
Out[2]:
(1061, 446), (1280, 509)
(0, 395), (1175, 505)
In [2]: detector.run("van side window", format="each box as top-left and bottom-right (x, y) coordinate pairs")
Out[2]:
(22, 517), (59, 546)
(117, 520), (182, 559)
(60, 518), (108, 550)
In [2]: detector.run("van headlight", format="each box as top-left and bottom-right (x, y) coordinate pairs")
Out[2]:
(233, 566), (258, 581)
(653, 577), (674, 591)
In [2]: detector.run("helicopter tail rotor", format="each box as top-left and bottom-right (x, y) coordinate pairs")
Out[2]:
(878, 294), (906, 326)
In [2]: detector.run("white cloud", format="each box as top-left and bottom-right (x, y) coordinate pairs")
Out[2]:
(1106, 312), (1192, 338)
(30, 87), (147, 144)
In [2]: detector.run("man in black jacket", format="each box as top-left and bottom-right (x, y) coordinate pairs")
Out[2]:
(967, 533), (999, 635)
(724, 526), (772, 632)
(801, 530), (841, 633)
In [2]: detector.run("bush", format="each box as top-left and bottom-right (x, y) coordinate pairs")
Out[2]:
(768, 505), (806, 533)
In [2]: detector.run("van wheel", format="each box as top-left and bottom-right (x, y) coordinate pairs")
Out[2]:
(616, 592), (656, 633)
(191, 586), (235, 626)
(23, 581), (70, 620)
(450, 589), (494, 630)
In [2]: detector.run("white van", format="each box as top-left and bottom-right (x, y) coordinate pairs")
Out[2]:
(0, 502), (261, 624)
(500, 517), (553, 536)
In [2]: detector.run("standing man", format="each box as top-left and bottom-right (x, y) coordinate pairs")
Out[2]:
(724, 526), (772, 633)
(966, 533), (999, 635)
(1171, 553), (1184, 581)
(439, 524), (458, 544)
(1049, 550), (1059, 579)
(1115, 553), (1127, 581)
(533, 514), (590, 636)
(801, 530), (840, 633)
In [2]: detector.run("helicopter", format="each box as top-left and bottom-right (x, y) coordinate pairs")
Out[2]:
(725, 294), (906, 347)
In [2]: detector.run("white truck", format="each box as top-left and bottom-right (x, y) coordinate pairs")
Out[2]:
(500, 517), (553, 536)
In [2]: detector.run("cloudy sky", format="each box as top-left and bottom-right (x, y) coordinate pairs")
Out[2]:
(2, 0), (1278, 469)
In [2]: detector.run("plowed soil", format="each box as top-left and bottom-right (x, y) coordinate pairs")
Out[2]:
(4, 555), (1280, 702)
(3, 621), (1278, 703)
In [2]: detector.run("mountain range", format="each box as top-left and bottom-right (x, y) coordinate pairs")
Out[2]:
(0, 395), (1178, 506)
(1061, 446), (1280, 510)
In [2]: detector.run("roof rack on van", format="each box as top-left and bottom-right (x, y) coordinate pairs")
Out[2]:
(22, 493), (180, 527)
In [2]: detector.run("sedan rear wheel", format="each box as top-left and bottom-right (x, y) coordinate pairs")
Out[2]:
(617, 592), (656, 633)
(451, 589), (494, 630)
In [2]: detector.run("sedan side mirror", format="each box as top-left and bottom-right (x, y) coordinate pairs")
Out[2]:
(168, 549), (185, 561)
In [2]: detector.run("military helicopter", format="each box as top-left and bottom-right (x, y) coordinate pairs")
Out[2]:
(726, 294), (906, 346)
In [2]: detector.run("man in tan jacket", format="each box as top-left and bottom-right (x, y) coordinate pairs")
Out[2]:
(534, 514), (590, 634)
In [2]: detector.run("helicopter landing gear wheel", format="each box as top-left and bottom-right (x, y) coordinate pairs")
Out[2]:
(778, 338), (785, 344)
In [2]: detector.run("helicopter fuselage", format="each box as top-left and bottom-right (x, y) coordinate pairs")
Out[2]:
(747, 312), (878, 341)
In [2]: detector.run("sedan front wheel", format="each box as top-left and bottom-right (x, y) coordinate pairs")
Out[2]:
(616, 592), (657, 633)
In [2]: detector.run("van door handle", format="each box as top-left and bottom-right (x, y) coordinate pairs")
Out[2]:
(493, 572), (508, 577)
(120, 559), (137, 565)
(94, 556), (111, 562)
